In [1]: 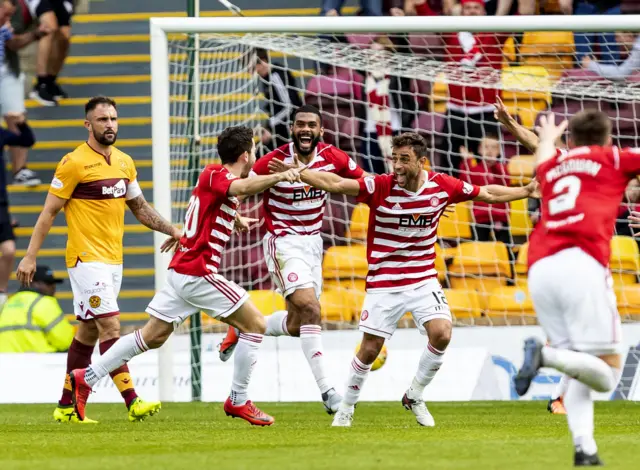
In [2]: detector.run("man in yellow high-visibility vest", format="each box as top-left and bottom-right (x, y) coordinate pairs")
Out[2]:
(0, 265), (73, 352)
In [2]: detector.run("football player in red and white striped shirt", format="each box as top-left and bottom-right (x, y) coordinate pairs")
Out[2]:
(513, 111), (640, 466)
(290, 132), (537, 427)
(66, 126), (302, 426)
(219, 105), (365, 414)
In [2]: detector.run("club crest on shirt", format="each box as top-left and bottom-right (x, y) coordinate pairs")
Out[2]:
(398, 213), (434, 230)
(89, 295), (101, 309)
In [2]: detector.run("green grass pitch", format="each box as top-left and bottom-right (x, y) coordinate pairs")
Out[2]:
(0, 402), (638, 470)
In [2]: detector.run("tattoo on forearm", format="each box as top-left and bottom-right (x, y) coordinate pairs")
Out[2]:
(127, 196), (175, 236)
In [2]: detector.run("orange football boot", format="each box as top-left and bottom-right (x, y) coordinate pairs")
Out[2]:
(69, 369), (92, 421)
(218, 327), (239, 362)
(224, 398), (274, 426)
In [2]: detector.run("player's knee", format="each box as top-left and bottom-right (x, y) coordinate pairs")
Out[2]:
(59, 26), (72, 41)
(428, 323), (452, 351)
(357, 336), (385, 365)
(0, 240), (16, 260)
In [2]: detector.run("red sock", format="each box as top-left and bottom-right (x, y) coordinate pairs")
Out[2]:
(99, 338), (138, 408)
(59, 338), (94, 406)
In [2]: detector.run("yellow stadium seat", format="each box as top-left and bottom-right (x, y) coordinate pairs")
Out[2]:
(437, 201), (472, 240)
(443, 288), (482, 319)
(346, 204), (370, 241)
(324, 278), (366, 293)
(610, 235), (639, 273)
(434, 243), (447, 283)
(248, 290), (286, 315)
(502, 36), (516, 64)
(615, 284), (640, 319)
(430, 72), (448, 113)
(323, 244), (368, 279)
(503, 99), (549, 129)
(514, 242), (529, 287)
(508, 155), (535, 186)
(501, 66), (552, 104)
(521, 31), (575, 55)
(320, 289), (351, 322)
(510, 198), (533, 236)
(487, 286), (536, 322)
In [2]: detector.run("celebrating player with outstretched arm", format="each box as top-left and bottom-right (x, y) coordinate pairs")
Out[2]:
(68, 126), (302, 426)
(287, 132), (537, 427)
(514, 111), (640, 467)
(16, 96), (180, 423)
(218, 105), (367, 414)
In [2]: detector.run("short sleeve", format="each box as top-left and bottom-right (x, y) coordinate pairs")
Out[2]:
(209, 170), (236, 198)
(435, 173), (481, 204)
(356, 174), (390, 206)
(49, 156), (80, 200)
(334, 149), (364, 179)
(618, 147), (640, 177)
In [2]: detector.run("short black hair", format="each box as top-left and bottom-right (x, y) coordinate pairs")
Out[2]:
(292, 105), (322, 125)
(85, 96), (117, 116)
(255, 48), (269, 63)
(392, 132), (427, 158)
(217, 126), (254, 164)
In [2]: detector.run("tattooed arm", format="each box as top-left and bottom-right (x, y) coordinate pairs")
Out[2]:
(126, 194), (182, 238)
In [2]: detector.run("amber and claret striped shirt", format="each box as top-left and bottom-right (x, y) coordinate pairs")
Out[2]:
(49, 143), (139, 268)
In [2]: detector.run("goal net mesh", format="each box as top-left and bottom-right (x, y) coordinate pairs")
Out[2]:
(165, 30), (639, 397)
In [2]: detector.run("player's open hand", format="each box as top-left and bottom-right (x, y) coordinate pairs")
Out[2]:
(526, 179), (541, 198)
(267, 158), (295, 174)
(234, 215), (259, 233)
(493, 97), (512, 124)
(16, 256), (36, 287)
(535, 113), (568, 143)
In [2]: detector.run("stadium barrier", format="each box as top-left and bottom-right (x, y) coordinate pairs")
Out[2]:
(2, 325), (639, 403)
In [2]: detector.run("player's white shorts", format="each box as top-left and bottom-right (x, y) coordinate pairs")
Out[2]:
(68, 261), (123, 322)
(146, 269), (249, 325)
(359, 278), (452, 339)
(528, 247), (623, 356)
(263, 233), (323, 299)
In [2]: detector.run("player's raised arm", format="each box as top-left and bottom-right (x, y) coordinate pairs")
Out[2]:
(228, 169), (301, 197)
(299, 167), (361, 197)
(534, 113), (568, 168)
(16, 193), (66, 285)
(474, 179), (539, 204)
(494, 97), (539, 153)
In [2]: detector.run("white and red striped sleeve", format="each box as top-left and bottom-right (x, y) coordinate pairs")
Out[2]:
(432, 173), (480, 204)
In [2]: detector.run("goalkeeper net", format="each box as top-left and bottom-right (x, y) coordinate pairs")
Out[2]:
(153, 16), (640, 400)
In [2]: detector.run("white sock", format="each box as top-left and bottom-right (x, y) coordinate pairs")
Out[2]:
(564, 379), (598, 455)
(230, 333), (263, 406)
(299, 324), (331, 394)
(553, 375), (570, 400)
(407, 343), (445, 400)
(541, 346), (618, 393)
(264, 310), (289, 337)
(342, 356), (371, 408)
(84, 331), (148, 387)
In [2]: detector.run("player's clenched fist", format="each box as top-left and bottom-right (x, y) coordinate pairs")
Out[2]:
(16, 256), (36, 286)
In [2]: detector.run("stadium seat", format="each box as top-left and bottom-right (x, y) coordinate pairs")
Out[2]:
(502, 99), (549, 130)
(509, 198), (533, 236)
(501, 66), (552, 105)
(520, 32), (575, 81)
(508, 155), (535, 186)
(431, 72), (448, 114)
(610, 236), (639, 285)
(346, 203), (370, 240)
(324, 278), (366, 293)
(248, 290), (286, 316)
(437, 201), (472, 240)
(443, 288), (482, 320)
(448, 242), (511, 303)
(320, 289), (357, 322)
(323, 244), (368, 279)
(514, 242), (529, 287)
(615, 284), (640, 320)
(486, 286), (536, 324)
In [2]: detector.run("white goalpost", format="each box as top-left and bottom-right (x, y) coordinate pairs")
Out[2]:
(150, 15), (640, 401)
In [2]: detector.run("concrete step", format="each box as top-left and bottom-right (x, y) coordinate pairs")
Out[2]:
(14, 231), (153, 250)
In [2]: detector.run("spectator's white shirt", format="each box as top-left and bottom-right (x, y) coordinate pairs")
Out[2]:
(588, 35), (640, 81)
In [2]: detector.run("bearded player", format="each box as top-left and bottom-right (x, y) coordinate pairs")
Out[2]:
(16, 96), (180, 423)
(218, 105), (366, 413)
(513, 111), (640, 467)
(279, 132), (537, 427)
(68, 125), (303, 426)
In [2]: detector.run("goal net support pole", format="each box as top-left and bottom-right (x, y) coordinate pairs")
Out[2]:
(150, 14), (640, 401)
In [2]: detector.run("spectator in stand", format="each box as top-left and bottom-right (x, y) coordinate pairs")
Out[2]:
(417, 0), (510, 174)
(0, 265), (74, 353)
(25, 0), (75, 106)
(253, 48), (302, 152)
(322, 0), (383, 16)
(360, 36), (417, 174)
(459, 137), (513, 254)
(559, 0), (622, 65)
(582, 31), (640, 80)
(3, 0), (48, 186)
(0, 113), (35, 310)
(405, 0), (534, 15)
